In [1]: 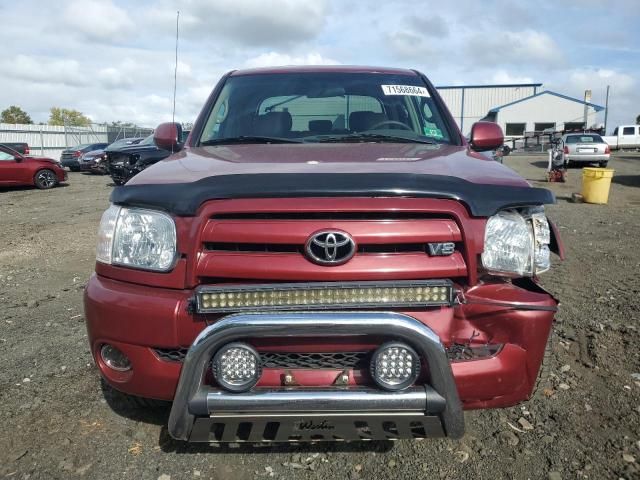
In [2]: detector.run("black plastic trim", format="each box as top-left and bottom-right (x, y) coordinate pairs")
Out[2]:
(111, 173), (555, 218)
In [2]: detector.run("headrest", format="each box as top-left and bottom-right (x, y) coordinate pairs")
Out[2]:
(254, 111), (293, 136)
(308, 120), (332, 133)
(349, 111), (387, 132)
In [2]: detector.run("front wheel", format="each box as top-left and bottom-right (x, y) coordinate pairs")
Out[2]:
(34, 169), (58, 189)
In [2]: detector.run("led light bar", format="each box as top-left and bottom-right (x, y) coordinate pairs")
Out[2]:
(195, 280), (454, 313)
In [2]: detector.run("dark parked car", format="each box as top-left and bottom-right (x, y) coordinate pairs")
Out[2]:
(85, 65), (564, 443)
(1, 142), (30, 155)
(105, 137), (146, 151)
(105, 134), (175, 185)
(80, 138), (145, 174)
(0, 144), (67, 189)
(60, 143), (109, 171)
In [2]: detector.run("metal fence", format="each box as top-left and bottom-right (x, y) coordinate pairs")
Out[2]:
(0, 123), (154, 159)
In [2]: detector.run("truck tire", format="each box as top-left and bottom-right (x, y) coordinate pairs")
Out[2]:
(34, 169), (58, 189)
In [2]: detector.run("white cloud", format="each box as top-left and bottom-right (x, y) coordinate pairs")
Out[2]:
(244, 52), (340, 68)
(62, 0), (134, 42)
(150, 0), (329, 47)
(2, 55), (86, 87)
(97, 67), (134, 89)
(466, 29), (561, 67)
(565, 68), (635, 94)
(407, 15), (450, 38)
(491, 70), (534, 84)
(386, 31), (441, 62)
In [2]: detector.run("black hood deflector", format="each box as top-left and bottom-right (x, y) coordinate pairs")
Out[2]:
(110, 173), (555, 217)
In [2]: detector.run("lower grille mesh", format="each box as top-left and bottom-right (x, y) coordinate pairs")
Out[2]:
(154, 346), (490, 364)
(154, 348), (369, 369)
(261, 352), (369, 369)
(154, 347), (189, 362)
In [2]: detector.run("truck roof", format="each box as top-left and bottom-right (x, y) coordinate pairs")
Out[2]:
(230, 65), (420, 77)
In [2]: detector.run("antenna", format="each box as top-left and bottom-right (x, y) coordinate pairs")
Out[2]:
(172, 10), (180, 126)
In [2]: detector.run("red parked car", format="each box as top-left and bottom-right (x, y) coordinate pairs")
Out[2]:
(0, 144), (67, 189)
(84, 66), (563, 443)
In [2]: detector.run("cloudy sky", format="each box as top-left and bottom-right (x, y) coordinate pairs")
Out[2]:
(1, 0), (638, 131)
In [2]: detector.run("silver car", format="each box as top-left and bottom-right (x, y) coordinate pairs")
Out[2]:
(561, 133), (610, 167)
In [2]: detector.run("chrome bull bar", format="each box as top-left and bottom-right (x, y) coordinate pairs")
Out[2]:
(168, 312), (464, 442)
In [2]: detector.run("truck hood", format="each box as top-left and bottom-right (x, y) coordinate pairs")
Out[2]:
(127, 143), (530, 188)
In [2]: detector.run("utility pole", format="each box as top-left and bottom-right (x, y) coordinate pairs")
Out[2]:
(172, 11), (180, 126)
(604, 85), (610, 134)
(583, 89), (591, 131)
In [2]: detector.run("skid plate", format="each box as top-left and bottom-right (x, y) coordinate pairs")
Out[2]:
(189, 412), (445, 442)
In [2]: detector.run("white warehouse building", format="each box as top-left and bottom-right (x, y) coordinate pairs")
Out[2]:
(435, 83), (604, 137)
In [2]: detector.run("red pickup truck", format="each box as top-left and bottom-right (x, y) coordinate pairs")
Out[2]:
(84, 66), (563, 443)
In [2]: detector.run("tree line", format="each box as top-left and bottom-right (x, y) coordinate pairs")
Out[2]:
(0, 105), (148, 128)
(1, 105), (91, 126)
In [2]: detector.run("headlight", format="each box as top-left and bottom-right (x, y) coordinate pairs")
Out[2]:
(96, 204), (177, 271)
(481, 207), (550, 277)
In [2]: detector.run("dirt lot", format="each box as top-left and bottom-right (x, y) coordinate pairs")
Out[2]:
(1, 154), (639, 480)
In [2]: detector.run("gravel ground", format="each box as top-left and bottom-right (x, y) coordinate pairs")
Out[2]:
(1, 154), (639, 480)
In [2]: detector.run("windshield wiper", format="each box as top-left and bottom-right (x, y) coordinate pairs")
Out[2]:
(313, 133), (438, 144)
(201, 136), (303, 145)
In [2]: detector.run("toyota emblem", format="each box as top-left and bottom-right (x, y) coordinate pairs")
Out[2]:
(305, 230), (356, 265)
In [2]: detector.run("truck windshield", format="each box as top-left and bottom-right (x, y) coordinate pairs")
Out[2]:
(199, 72), (453, 145)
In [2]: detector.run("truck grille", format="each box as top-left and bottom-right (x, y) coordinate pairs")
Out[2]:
(195, 204), (468, 282)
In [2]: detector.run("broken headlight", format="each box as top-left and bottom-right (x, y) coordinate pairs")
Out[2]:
(481, 207), (550, 277)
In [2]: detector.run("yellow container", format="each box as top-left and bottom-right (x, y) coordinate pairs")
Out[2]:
(581, 167), (614, 204)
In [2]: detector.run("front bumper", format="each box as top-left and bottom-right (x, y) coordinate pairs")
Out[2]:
(169, 312), (464, 442)
(84, 274), (556, 441)
(79, 161), (95, 171)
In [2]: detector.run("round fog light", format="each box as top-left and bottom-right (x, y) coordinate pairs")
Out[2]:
(100, 344), (132, 371)
(212, 342), (261, 392)
(370, 342), (420, 391)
